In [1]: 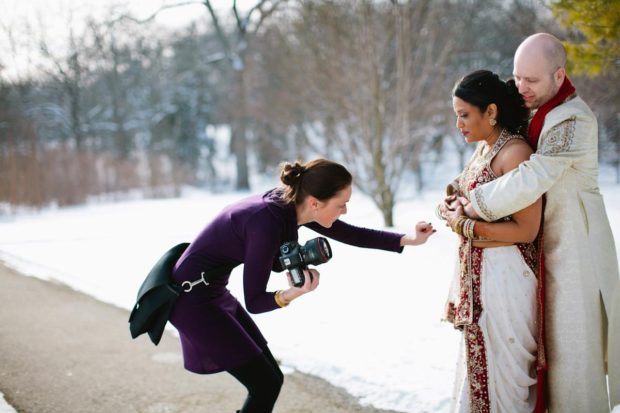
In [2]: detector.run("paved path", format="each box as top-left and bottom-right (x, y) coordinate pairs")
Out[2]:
(0, 262), (399, 413)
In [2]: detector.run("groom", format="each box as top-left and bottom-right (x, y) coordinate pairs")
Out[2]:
(459, 33), (620, 412)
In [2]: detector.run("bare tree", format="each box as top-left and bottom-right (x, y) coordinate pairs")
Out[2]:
(202, 0), (288, 189)
(278, 0), (461, 226)
(37, 26), (88, 149)
(120, 0), (287, 190)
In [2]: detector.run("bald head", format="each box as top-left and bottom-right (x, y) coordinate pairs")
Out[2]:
(513, 33), (567, 109)
(516, 33), (567, 72)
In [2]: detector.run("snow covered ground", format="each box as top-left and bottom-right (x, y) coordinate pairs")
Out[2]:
(0, 392), (17, 413)
(0, 176), (618, 412)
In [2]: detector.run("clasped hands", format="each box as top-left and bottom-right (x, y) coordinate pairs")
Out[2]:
(438, 194), (480, 234)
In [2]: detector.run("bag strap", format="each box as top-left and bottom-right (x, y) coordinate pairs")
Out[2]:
(179, 262), (240, 293)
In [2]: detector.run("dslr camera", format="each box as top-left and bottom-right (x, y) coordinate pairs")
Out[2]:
(279, 237), (332, 287)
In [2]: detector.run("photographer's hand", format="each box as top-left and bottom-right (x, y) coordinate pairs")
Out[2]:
(400, 221), (436, 246)
(280, 269), (321, 304)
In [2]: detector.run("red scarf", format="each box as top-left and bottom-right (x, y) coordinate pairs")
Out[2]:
(530, 76), (575, 413)
(527, 76), (576, 148)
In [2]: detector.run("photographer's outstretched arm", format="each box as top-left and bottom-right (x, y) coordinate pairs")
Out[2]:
(306, 220), (405, 252)
(469, 118), (580, 223)
(307, 218), (434, 250)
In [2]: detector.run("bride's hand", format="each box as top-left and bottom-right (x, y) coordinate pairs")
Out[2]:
(438, 195), (455, 220)
(445, 204), (464, 229)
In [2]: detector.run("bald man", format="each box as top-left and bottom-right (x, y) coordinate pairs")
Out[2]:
(460, 33), (620, 412)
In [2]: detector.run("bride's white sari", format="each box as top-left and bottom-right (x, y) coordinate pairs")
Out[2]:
(444, 131), (539, 413)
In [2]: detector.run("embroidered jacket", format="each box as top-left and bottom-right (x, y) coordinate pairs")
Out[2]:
(469, 96), (620, 411)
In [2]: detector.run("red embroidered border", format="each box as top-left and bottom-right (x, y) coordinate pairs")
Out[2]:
(464, 324), (491, 413)
(462, 245), (490, 411)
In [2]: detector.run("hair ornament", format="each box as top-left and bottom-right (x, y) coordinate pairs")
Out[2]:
(293, 164), (306, 178)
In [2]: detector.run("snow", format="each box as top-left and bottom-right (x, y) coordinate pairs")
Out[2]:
(0, 179), (619, 413)
(0, 392), (17, 413)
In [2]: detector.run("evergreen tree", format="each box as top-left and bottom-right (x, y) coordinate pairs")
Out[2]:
(551, 0), (620, 75)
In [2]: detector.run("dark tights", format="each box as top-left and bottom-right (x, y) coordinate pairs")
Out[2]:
(227, 347), (284, 413)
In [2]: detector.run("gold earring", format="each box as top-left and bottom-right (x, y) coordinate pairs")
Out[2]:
(489, 119), (497, 126)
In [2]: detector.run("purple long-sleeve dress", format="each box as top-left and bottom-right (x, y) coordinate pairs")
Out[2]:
(170, 188), (404, 374)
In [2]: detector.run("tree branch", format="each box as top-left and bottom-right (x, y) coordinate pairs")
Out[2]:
(111, 1), (204, 25)
(252, 0), (285, 33)
(203, 0), (233, 54)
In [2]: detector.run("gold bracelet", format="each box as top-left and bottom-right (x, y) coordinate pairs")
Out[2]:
(274, 290), (289, 307)
(463, 219), (475, 239)
(450, 216), (460, 234)
(451, 215), (467, 236)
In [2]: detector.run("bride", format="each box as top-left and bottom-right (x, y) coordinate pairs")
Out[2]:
(439, 70), (543, 413)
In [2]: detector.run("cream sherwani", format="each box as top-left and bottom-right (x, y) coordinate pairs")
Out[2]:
(469, 96), (620, 413)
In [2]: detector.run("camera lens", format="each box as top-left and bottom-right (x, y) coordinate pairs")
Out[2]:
(302, 237), (332, 265)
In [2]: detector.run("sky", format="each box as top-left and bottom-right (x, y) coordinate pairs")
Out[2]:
(0, 0), (256, 81)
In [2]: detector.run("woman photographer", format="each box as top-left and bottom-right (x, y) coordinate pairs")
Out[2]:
(169, 158), (435, 413)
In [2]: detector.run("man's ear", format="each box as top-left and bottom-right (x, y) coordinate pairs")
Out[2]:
(554, 67), (566, 87)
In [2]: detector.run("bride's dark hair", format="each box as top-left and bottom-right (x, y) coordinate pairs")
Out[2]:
(453, 70), (529, 137)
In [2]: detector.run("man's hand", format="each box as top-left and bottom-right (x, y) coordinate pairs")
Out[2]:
(457, 196), (480, 220)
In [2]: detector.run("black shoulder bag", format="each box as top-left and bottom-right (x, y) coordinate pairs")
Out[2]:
(128, 242), (238, 345)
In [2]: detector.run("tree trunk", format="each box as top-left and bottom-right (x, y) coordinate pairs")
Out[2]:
(234, 67), (250, 190)
(378, 188), (395, 227)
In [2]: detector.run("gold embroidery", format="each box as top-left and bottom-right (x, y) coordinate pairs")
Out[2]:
(464, 324), (491, 412)
(458, 130), (523, 222)
(474, 190), (498, 222)
(539, 116), (576, 155)
(457, 130), (516, 197)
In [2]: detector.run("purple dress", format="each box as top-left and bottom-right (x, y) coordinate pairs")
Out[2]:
(170, 188), (404, 374)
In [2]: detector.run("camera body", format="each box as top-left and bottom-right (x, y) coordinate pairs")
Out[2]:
(278, 237), (332, 287)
